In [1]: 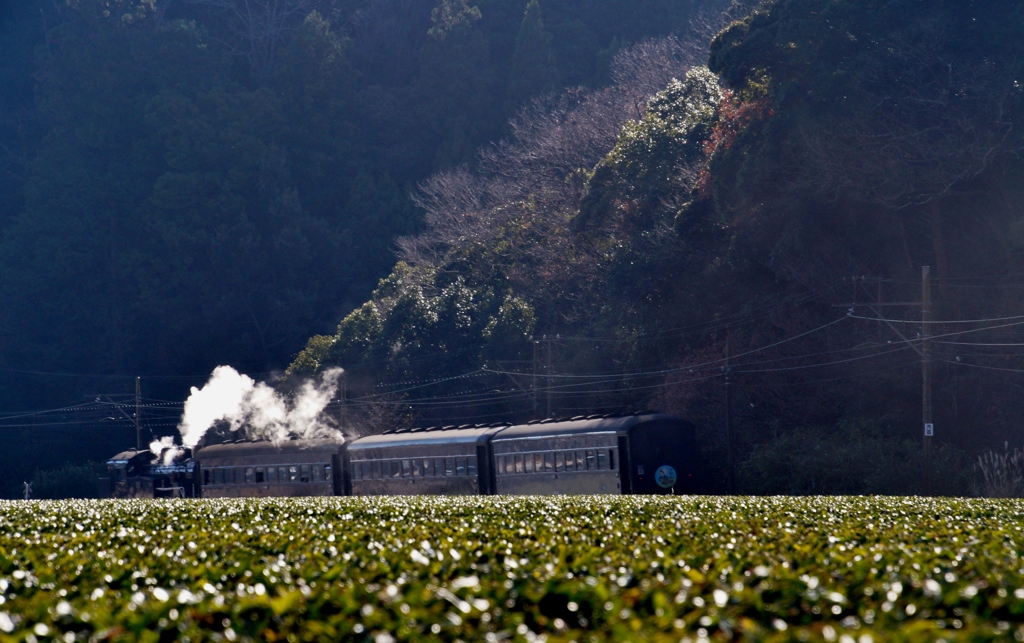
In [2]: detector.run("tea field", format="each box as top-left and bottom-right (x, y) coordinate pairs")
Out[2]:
(1, 496), (1023, 642)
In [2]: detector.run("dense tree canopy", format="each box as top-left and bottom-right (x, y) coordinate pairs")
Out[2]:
(0, 0), (726, 494)
(4, 0), (1022, 494)
(291, 0), (1024, 492)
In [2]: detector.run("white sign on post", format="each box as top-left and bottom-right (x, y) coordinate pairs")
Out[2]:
(924, 423), (934, 437)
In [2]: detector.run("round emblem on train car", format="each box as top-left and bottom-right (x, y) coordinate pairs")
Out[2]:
(654, 465), (677, 489)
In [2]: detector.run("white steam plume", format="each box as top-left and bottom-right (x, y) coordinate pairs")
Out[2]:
(177, 366), (344, 448)
(149, 435), (186, 466)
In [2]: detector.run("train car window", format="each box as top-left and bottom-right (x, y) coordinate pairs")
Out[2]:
(514, 455), (524, 473)
(533, 453), (544, 473)
(212, 468), (221, 485)
(278, 466), (288, 482)
(586, 450), (596, 470)
(554, 452), (564, 471)
(421, 459), (432, 477)
(505, 455), (514, 473)
(299, 465), (310, 482)
(267, 467), (278, 483)
(544, 452), (554, 472)
(495, 457), (504, 475)
(576, 451), (586, 471)
(456, 458), (467, 476)
(445, 458), (455, 477)
(370, 461), (381, 479)
(203, 470), (211, 485)
(402, 460), (411, 477)
(468, 457), (477, 476)
(325, 464), (332, 481)
(412, 459), (421, 477)
(288, 466), (298, 482)
(597, 450), (608, 470)
(432, 459), (442, 477)
(523, 453), (534, 473)
(312, 464), (323, 482)
(255, 468), (265, 483)
(609, 449), (617, 471)
(389, 461), (400, 478)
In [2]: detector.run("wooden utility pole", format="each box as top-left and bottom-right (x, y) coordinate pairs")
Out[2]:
(833, 270), (937, 496)
(547, 335), (553, 419)
(922, 266), (933, 495)
(339, 375), (347, 431)
(531, 335), (559, 418)
(725, 334), (735, 495)
(135, 377), (142, 451)
(531, 338), (539, 419)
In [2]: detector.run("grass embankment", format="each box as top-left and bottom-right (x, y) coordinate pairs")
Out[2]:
(0, 496), (1022, 641)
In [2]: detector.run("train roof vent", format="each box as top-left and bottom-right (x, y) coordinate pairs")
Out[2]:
(585, 413), (606, 419)
(457, 424), (473, 430)
(526, 419), (544, 425)
(393, 428), (410, 434)
(569, 415), (586, 421)
(539, 418), (560, 424)
(408, 427), (426, 433)
(441, 425), (458, 431)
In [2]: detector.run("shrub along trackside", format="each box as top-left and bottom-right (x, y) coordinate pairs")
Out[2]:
(0, 497), (1022, 641)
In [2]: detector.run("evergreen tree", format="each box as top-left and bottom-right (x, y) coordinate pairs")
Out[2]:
(506, 0), (557, 112)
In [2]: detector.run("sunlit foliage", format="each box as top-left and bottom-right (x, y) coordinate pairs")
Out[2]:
(1, 496), (1023, 641)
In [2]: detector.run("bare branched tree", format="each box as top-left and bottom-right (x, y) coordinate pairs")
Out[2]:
(188, 0), (312, 81)
(399, 28), (720, 321)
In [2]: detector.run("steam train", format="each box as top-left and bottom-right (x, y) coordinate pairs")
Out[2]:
(103, 413), (697, 498)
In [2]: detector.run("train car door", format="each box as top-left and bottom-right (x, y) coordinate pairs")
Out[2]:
(626, 418), (697, 494)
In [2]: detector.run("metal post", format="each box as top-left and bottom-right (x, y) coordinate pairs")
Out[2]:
(922, 266), (933, 495)
(725, 334), (734, 495)
(135, 376), (142, 451)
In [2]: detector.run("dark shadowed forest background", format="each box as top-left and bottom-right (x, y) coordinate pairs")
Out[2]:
(1, 0), (1022, 498)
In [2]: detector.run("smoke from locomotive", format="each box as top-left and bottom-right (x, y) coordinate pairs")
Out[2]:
(177, 365), (345, 447)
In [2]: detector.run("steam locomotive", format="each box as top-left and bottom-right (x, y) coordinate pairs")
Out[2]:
(103, 413), (697, 498)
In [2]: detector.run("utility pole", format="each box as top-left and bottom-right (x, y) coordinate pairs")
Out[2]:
(531, 335), (559, 419)
(135, 377), (142, 451)
(547, 335), (553, 419)
(339, 375), (347, 431)
(922, 266), (933, 495)
(724, 334), (735, 495)
(531, 338), (539, 419)
(833, 270), (937, 496)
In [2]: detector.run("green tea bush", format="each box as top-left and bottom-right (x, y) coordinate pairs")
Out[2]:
(0, 496), (1022, 642)
(26, 462), (103, 500)
(738, 424), (973, 496)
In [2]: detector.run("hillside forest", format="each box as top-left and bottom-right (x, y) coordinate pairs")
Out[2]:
(1, 0), (1023, 496)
